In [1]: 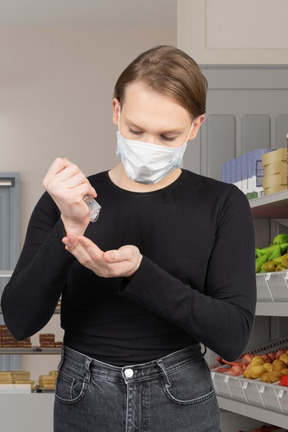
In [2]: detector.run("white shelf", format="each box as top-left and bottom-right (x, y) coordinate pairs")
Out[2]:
(0, 270), (13, 277)
(217, 396), (288, 430)
(0, 393), (54, 432)
(256, 302), (288, 316)
(234, 191), (288, 430)
(250, 189), (288, 218)
(0, 347), (61, 355)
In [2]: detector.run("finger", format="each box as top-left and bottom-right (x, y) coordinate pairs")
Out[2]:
(104, 246), (134, 263)
(58, 170), (87, 189)
(63, 234), (94, 263)
(46, 157), (73, 177)
(52, 163), (97, 199)
(60, 173), (97, 199)
(43, 158), (73, 189)
(78, 236), (103, 258)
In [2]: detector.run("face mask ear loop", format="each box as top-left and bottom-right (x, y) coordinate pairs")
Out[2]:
(118, 105), (121, 134)
(185, 120), (194, 144)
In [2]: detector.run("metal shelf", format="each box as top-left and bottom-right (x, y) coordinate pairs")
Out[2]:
(0, 270), (13, 277)
(250, 189), (288, 218)
(256, 302), (288, 316)
(0, 347), (61, 355)
(217, 396), (288, 430)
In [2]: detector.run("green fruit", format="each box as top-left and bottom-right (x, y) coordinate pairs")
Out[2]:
(256, 255), (268, 273)
(261, 260), (276, 272)
(273, 234), (288, 245)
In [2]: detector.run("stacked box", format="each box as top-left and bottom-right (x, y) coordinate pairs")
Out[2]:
(247, 149), (272, 195)
(39, 333), (63, 348)
(221, 149), (272, 197)
(38, 370), (58, 389)
(262, 148), (287, 196)
(0, 324), (31, 348)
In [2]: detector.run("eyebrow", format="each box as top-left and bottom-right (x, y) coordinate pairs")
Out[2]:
(125, 119), (184, 135)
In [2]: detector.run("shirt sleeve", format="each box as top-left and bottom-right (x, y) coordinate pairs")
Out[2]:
(1, 192), (74, 340)
(119, 187), (256, 361)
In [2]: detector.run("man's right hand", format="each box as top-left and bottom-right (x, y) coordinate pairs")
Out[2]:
(43, 157), (97, 235)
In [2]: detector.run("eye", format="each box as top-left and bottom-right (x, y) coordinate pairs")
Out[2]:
(161, 135), (176, 142)
(129, 128), (143, 135)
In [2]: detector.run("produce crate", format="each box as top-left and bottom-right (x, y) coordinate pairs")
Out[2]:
(256, 271), (288, 302)
(211, 336), (288, 414)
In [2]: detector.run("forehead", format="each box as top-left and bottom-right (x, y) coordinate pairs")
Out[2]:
(122, 81), (191, 127)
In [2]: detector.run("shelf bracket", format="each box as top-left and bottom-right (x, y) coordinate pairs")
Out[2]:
(272, 218), (288, 228)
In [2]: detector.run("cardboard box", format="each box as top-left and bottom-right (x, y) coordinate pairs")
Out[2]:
(263, 171), (287, 188)
(264, 184), (287, 195)
(262, 148), (287, 166)
(264, 160), (287, 176)
(248, 149), (272, 194)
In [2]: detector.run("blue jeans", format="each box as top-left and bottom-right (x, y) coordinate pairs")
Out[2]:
(54, 345), (220, 432)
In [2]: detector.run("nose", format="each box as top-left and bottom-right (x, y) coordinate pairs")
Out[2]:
(143, 134), (161, 145)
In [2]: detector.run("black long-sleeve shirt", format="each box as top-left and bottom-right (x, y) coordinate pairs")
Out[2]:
(1, 169), (256, 365)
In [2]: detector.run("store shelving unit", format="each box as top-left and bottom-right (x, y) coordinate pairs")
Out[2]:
(214, 191), (288, 429)
(0, 279), (61, 355)
(0, 347), (61, 355)
(0, 272), (60, 432)
(250, 189), (288, 218)
(217, 396), (288, 430)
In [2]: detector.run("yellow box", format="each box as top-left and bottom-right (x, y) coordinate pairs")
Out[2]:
(264, 184), (287, 195)
(264, 160), (287, 176)
(263, 171), (287, 188)
(262, 148), (287, 166)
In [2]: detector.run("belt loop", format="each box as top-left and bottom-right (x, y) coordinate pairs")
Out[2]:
(201, 344), (207, 356)
(84, 358), (92, 383)
(157, 359), (171, 387)
(57, 345), (65, 371)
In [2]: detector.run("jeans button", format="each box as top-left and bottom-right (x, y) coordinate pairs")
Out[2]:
(124, 368), (134, 378)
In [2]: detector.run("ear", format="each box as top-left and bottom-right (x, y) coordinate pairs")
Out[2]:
(188, 115), (205, 141)
(112, 98), (121, 126)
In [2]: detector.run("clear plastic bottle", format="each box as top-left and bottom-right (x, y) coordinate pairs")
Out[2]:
(83, 196), (101, 222)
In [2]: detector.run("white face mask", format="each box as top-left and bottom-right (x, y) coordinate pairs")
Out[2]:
(116, 110), (194, 184)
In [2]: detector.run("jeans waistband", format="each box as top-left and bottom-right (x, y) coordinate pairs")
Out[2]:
(60, 344), (203, 384)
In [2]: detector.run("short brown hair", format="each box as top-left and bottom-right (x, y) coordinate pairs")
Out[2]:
(113, 45), (208, 118)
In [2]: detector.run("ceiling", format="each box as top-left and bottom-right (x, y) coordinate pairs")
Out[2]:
(0, 0), (177, 26)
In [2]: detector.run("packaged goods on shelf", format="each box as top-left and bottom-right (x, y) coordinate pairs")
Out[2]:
(263, 172), (287, 189)
(0, 372), (13, 384)
(38, 370), (58, 390)
(39, 333), (63, 348)
(221, 149), (272, 198)
(0, 324), (32, 348)
(262, 149), (288, 196)
(0, 371), (34, 393)
(264, 160), (287, 177)
(262, 149), (287, 166)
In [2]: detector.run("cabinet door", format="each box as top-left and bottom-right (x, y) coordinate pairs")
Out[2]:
(0, 173), (20, 370)
(0, 174), (20, 272)
(183, 66), (288, 181)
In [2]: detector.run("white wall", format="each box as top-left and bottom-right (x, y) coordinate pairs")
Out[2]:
(0, 24), (176, 381)
(0, 25), (176, 246)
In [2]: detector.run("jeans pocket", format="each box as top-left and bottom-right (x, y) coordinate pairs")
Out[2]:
(55, 367), (88, 405)
(160, 357), (215, 406)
